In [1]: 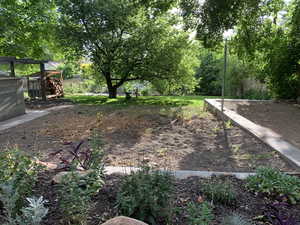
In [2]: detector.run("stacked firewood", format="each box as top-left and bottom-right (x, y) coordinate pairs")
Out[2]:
(46, 78), (64, 97)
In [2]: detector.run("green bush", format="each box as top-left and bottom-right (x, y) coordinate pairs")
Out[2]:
(58, 135), (105, 225)
(0, 148), (42, 216)
(243, 89), (271, 100)
(186, 201), (214, 225)
(201, 180), (237, 205)
(117, 167), (174, 224)
(58, 172), (102, 225)
(222, 213), (254, 225)
(246, 167), (300, 204)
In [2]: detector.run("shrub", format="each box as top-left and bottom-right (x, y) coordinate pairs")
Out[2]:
(186, 201), (214, 225)
(222, 213), (254, 225)
(0, 148), (42, 215)
(246, 167), (300, 204)
(57, 134), (105, 225)
(58, 172), (102, 225)
(243, 89), (271, 100)
(201, 180), (237, 205)
(117, 167), (174, 224)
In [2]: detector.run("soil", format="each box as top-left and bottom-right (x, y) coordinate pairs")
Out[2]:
(31, 174), (300, 225)
(0, 103), (297, 172)
(25, 98), (73, 109)
(223, 101), (300, 150)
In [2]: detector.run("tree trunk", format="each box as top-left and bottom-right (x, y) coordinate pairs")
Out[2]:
(108, 86), (117, 98)
(104, 71), (118, 98)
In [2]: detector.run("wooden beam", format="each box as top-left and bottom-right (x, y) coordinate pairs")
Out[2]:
(0, 57), (48, 64)
(0, 56), (16, 62)
(40, 63), (47, 101)
(16, 59), (49, 64)
(10, 61), (15, 77)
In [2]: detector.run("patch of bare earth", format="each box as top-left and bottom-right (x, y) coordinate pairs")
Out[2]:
(0, 104), (296, 172)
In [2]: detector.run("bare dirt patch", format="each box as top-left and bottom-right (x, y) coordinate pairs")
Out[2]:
(223, 101), (300, 150)
(0, 104), (296, 172)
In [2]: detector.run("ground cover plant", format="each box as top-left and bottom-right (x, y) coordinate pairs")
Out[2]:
(246, 167), (300, 204)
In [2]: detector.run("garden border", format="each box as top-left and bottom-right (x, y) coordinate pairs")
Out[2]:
(104, 166), (300, 180)
(204, 98), (300, 169)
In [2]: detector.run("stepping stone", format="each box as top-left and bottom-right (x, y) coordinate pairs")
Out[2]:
(101, 216), (148, 225)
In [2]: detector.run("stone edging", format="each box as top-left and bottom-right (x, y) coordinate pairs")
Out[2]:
(104, 166), (300, 180)
(204, 98), (300, 169)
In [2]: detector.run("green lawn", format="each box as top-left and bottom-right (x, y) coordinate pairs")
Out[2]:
(64, 95), (218, 119)
(64, 95), (217, 107)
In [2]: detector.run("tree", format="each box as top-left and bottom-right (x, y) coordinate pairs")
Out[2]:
(0, 0), (59, 59)
(56, 0), (198, 98)
(181, 0), (300, 99)
(195, 51), (222, 96)
(180, 0), (261, 47)
(231, 0), (300, 98)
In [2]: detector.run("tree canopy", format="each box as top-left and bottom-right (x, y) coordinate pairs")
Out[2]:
(0, 0), (59, 59)
(181, 0), (300, 99)
(56, 0), (198, 98)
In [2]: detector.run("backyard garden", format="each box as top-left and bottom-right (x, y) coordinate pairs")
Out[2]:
(1, 0), (300, 224)
(0, 95), (300, 225)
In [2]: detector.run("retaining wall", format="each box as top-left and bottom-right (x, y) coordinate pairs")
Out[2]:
(0, 78), (25, 121)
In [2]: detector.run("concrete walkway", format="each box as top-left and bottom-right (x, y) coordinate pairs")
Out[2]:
(205, 99), (300, 168)
(0, 105), (73, 132)
(104, 166), (256, 179)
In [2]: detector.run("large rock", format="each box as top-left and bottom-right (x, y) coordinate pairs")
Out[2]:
(52, 170), (92, 184)
(101, 216), (148, 225)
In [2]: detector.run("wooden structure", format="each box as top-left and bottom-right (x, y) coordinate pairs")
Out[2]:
(27, 70), (64, 99)
(0, 56), (49, 100)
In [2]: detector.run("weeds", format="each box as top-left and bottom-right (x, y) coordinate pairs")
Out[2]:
(202, 180), (237, 205)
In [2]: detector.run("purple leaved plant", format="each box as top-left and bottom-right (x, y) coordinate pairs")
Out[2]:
(49, 140), (95, 170)
(265, 202), (299, 225)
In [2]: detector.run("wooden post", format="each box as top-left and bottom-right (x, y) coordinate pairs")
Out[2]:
(40, 63), (47, 101)
(27, 76), (30, 98)
(221, 39), (228, 113)
(10, 61), (15, 77)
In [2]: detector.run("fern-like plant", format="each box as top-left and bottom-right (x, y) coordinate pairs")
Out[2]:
(186, 201), (214, 225)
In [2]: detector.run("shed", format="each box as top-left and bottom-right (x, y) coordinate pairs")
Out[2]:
(0, 56), (49, 121)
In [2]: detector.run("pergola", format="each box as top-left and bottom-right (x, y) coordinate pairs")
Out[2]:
(0, 56), (49, 100)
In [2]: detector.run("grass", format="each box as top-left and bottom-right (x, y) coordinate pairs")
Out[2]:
(64, 95), (217, 120)
(64, 95), (217, 107)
